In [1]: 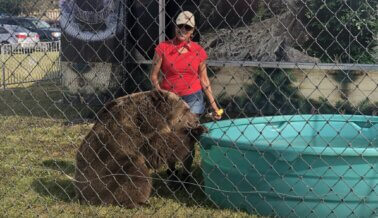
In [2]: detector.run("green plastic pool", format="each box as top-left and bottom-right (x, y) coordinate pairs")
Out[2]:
(200, 114), (378, 217)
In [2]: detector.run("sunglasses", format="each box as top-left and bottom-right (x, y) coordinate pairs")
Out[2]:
(177, 24), (194, 31)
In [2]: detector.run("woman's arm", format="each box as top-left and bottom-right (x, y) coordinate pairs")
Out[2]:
(198, 61), (221, 119)
(150, 52), (163, 90)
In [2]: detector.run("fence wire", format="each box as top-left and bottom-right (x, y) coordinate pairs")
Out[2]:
(0, 0), (377, 217)
(0, 41), (61, 89)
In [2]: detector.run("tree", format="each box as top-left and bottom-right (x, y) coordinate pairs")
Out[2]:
(304, 0), (377, 63)
(0, 0), (59, 15)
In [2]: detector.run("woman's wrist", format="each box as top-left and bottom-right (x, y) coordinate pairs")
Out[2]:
(211, 102), (219, 111)
(212, 107), (221, 115)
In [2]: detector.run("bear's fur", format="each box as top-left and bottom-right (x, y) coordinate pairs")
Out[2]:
(74, 90), (207, 208)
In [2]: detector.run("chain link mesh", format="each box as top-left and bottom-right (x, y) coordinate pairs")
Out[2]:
(0, 0), (377, 217)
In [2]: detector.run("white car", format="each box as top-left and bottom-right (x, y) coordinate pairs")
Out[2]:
(0, 24), (40, 50)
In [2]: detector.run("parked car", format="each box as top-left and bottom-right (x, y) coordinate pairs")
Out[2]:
(0, 16), (61, 42)
(0, 24), (40, 50)
(46, 20), (60, 29)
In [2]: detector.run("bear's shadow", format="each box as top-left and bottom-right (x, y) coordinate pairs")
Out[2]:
(32, 159), (216, 208)
(31, 159), (77, 203)
(151, 166), (216, 208)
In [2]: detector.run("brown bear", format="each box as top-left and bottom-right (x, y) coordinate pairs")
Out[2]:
(74, 90), (207, 208)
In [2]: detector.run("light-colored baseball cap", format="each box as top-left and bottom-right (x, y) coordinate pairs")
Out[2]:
(176, 11), (195, 28)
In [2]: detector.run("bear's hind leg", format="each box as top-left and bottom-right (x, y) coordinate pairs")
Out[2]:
(113, 156), (152, 208)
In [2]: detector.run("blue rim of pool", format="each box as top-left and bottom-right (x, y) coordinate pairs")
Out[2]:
(200, 114), (378, 157)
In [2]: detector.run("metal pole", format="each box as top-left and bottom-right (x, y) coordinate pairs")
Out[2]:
(159, 0), (166, 42)
(1, 46), (5, 90)
(2, 60), (5, 91)
(129, 60), (378, 71)
(58, 41), (62, 84)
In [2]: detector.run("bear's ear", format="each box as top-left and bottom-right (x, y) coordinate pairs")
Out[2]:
(166, 101), (191, 126)
(150, 90), (171, 113)
(96, 100), (118, 120)
(151, 90), (182, 105)
(151, 90), (167, 103)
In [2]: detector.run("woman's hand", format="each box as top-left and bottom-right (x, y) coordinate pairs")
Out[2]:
(212, 114), (222, 120)
(211, 107), (223, 120)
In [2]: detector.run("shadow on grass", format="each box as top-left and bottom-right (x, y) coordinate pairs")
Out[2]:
(151, 165), (218, 209)
(32, 177), (77, 203)
(32, 159), (218, 210)
(41, 159), (75, 175)
(32, 159), (77, 202)
(0, 81), (113, 121)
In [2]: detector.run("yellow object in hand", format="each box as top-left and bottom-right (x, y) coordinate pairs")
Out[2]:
(216, 109), (224, 116)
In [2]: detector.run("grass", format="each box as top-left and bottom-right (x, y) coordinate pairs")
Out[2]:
(0, 51), (60, 88)
(0, 82), (255, 217)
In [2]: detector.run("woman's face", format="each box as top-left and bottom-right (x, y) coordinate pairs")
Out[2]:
(175, 24), (194, 42)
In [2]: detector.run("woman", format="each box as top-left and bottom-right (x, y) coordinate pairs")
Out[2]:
(150, 11), (222, 120)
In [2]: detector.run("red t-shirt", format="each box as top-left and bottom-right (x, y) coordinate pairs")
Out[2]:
(155, 40), (208, 96)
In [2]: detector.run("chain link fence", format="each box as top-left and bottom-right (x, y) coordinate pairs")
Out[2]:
(0, 0), (377, 217)
(0, 41), (61, 89)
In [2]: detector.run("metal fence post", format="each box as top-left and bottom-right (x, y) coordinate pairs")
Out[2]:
(2, 62), (4, 91)
(1, 46), (5, 91)
(58, 41), (62, 85)
(159, 0), (166, 42)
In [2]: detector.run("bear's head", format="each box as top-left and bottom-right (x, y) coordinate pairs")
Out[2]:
(150, 90), (208, 137)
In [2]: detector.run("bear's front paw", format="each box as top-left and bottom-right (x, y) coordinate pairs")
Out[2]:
(166, 169), (182, 191)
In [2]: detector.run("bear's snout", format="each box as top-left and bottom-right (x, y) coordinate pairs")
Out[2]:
(189, 125), (208, 137)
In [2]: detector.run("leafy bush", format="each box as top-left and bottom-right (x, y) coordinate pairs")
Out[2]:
(0, 0), (25, 15)
(303, 0), (377, 63)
